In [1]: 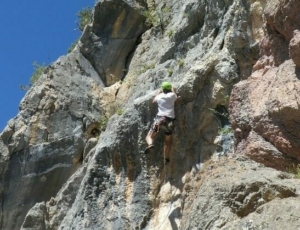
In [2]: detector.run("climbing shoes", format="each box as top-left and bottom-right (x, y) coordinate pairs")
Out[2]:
(144, 144), (154, 154)
(164, 158), (170, 165)
(144, 145), (170, 165)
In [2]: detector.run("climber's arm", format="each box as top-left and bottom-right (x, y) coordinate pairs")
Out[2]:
(152, 89), (162, 103)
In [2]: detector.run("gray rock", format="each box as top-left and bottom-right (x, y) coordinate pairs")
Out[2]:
(2, 0), (299, 230)
(0, 49), (105, 229)
(83, 137), (98, 160)
(180, 156), (300, 230)
(22, 202), (49, 230)
(80, 0), (149, 86)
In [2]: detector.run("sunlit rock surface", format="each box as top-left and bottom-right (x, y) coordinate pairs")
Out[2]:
(0, 0), (300, 229)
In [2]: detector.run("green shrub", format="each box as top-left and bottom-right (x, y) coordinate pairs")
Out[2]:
(143, 8), (159, 27)
(167, 29), (173, 38)
(107, 102), (124, 117)
(294, 167), (300, 179)
(77, 7), (92, 31)
(287, 164), (300, 179)
(30, 62), (47, 85)
(68, 39), (78, 53)
(116, 109), (124, 115)
(162, 6), (171, 14)
(218, 126), (233, 135)
(98, 116), (109, 132)
(177, 59), (184, 67)
(139, 63), (155, 74)
(20, 61), (47, 91)
(209, 108), (229, 119)
(142, 5), (171, 29)
(167, 68), (173, 76)
(221, 95), (230, 106)
(98, 103), (124, 134)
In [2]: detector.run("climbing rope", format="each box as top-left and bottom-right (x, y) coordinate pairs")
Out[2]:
(157, 152), (175, 230)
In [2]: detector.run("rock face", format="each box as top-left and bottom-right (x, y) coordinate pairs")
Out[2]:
(1, 0), (300, 229)
(180, 156), (300, 230)
(230, 0), (300, 170)
(80, 0), (149, 86)
(0, 50), (106, 230)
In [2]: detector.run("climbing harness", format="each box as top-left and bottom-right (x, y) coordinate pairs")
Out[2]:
(149, 116), (175, 134)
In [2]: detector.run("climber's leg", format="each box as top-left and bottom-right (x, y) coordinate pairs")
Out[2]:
(146, 130), (157, 147)
(163, 134), (172, 163)
(145, 116), (165, 153)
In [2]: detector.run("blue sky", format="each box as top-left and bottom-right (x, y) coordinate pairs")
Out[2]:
(0, 0), (95, 132)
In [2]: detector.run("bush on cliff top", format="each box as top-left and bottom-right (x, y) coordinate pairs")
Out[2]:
(30, 62), (47, 84)
(77, 7), (92, 31)
(20, 61), (47, 91)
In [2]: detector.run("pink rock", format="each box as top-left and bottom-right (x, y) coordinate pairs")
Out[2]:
(230, 60), (300, 168)
(264, 0), (300, 41)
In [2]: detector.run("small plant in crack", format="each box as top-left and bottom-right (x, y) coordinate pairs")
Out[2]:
(139, 63), (155, 74)
(167, 68), (174, 76)
(286, 164), (300, 179)
(142, 8), (159, 27)
(218, 125), (233, 135)
(177, 59), (184, 67)
(209, 108), (229, 119)
(98, 117), (109, 132)
(166, 29), (173, 38)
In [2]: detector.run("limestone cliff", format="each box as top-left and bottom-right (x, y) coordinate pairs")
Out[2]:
(1, 0), (300, 229)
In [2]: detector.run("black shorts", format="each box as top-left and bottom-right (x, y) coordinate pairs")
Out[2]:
(149, 115), (175, 135)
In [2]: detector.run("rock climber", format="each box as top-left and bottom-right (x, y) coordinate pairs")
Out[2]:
(145, 81), (178, 164)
